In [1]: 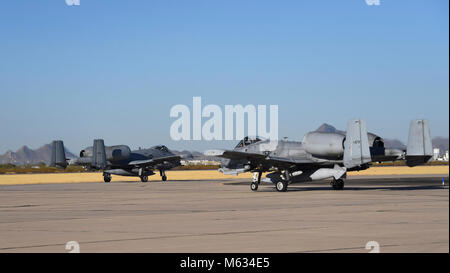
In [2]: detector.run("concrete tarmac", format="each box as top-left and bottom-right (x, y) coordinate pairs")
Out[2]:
(0, 175), (448, 252)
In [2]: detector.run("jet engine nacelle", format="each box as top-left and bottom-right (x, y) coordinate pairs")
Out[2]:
(302, 131), (385, 159)
(367, 133), (384, 148)
(105, 145), (131, 162)
(302, 132), (345, 158)
(80, 145), (131, 162)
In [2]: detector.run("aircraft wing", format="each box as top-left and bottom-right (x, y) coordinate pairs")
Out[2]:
(265, 156), (331, 167)
(128, 155), (180, 167)
(206, 150), (332, 168)
(205, 149), (267, 160)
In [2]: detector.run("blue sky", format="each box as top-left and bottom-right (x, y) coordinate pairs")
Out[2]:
(0, 0), (448, 153)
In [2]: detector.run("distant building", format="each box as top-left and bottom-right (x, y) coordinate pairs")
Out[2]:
(433, 148), (440, 161)
(435, 150), (449, 162)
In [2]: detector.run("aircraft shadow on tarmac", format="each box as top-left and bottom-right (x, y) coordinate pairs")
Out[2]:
(112, 179), (219, 184)
(105, 177), (448, 192)
(259, 185), (447, 192)
(226, 177), (448, 192)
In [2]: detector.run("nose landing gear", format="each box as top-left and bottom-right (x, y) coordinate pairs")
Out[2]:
(160, 170), (167, 181)
(250, 171), (262, 191)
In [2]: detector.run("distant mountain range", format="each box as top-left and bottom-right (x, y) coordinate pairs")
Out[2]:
(0, 144), (76, 166)
(315, 123), (345, 135)
(1, 125), (448, 165)
(0, 144), (212, 166)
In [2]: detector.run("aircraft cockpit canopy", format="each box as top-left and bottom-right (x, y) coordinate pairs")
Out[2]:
(235, 136), (264, 148)
(153, 145), (169, 152)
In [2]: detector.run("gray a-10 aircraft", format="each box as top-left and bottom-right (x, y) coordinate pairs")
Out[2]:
(50, 139), (181, 182)
(205, 119), (433, 192)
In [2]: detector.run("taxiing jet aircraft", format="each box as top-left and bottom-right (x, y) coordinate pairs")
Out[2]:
(205, 119), (433, 192)
(50, 139), (181, 182)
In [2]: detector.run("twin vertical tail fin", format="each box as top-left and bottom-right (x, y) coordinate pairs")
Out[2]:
(406, 120), (432, 167)
(92, 139), (107, 169)
(343, 119), (372, 169)
(50, 140), (68, 169)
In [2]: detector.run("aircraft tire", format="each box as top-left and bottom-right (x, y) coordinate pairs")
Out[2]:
(250, 182), (259, 191)
(140, 176), (148, 182)
(162, 175), (167, 182)
(103, 174), (111, 183)
(331, 179), (344, 190)
(276, 181), (288, 192)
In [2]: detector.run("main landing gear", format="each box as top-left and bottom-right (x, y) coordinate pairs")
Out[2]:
(160, 170), (167, 182)
(275, 170), (290, 192)
(138, 169), (167, 183)
(251, 170), (290, 192)
(140, 176), (149, 182)
(331, 178), (345, 190)
(276, 180), (288, 192)
(250, 171), (262, 191)
(103, 173), (111, 183)
(138, 168), (149, 182)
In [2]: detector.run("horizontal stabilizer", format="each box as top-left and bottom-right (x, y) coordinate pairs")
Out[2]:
(406, 120), (432, 167)
(343, 119), (371, 168)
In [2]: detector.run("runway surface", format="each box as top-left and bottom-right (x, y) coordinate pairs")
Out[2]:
(0, 175), (448, 252)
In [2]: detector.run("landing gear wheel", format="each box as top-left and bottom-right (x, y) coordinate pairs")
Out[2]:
(331, 179), (344, 190)
(250, 171), (262, 192)
(276, 181), (288, 192)
(140, 176), (148, 182)
(103, 173), (111, 183)
(160, 170), (167, 182)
